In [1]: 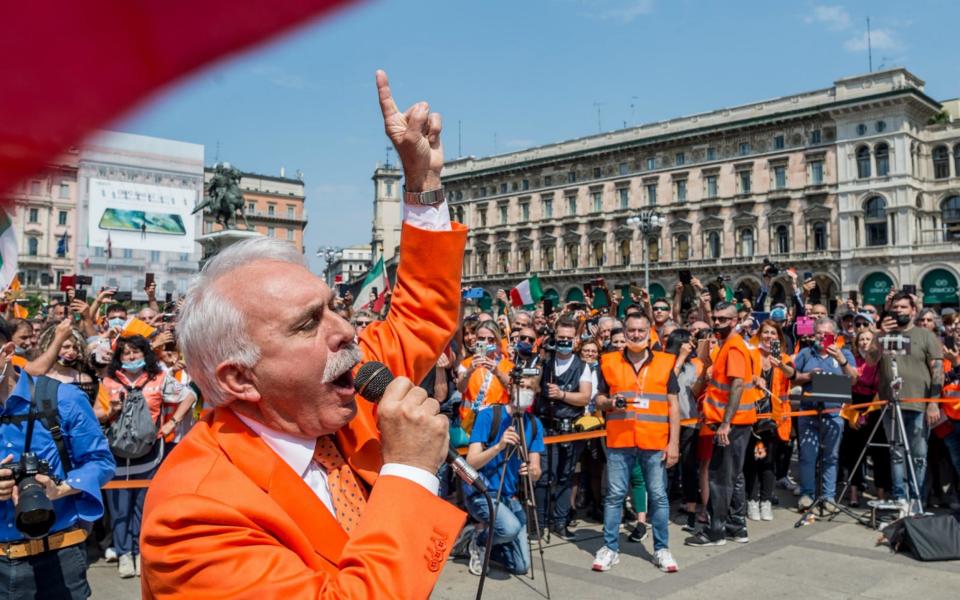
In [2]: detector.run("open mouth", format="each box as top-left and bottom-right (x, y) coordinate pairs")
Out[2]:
(332, 369), (355, 393)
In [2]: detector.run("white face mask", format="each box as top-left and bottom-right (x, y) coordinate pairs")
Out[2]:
(517, 388), (535, 410)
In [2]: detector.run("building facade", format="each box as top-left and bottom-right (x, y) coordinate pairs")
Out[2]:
(77, 131), (205, 301)
(202, 168), (307, 254)
(370, 163), (403, 264)
(325, 244), (371, 287)
(12, 153), (79, 294)
(441, 68), (960, 310)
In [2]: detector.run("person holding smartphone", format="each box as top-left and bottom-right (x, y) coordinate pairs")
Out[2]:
(791, 317), (858, 511)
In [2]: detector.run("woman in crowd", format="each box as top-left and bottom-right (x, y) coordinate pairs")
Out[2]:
(839, 324), (888, 505)
(36, 323), (100, 404)
(745, 321), (795, 521)
(608, 328), (627, 353)
(457, 320), (514, 435)
(95, 334), (196, 579)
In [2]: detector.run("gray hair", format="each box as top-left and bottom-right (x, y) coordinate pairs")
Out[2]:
(598, 316), (615, 328)
(178, 236), (306, 407)
(814, 317), (837, 333)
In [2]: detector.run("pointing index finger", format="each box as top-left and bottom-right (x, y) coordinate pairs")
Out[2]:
(376, 69), (400, 120)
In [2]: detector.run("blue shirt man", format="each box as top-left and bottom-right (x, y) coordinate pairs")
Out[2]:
(0, 370), (115, 599)
(462, 403), (544, 576)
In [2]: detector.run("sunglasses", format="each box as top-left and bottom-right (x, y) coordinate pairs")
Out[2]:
(712, 316), (734, 323)
(854, 321), (870, 328)
(517, 335), (536, 342)
(475, 336), (497, 343)
(355, 321), (372, 327)
(653, 306), (670, 312)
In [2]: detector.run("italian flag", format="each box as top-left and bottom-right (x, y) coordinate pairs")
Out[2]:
(353, 257), (389, 314)
(0, 209), (18, 293)
(510, 275), (543, 308)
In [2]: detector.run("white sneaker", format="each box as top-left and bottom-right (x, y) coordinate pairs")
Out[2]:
(467, 529), (483, 576)
(653, 548), (679, 573)
(104, 547), (118, 563)
(134, 554), (141, 577)
(747, 500), (761, 521)
(591, 546), (620, 572)
(759, 500), (774, 521)
(118, 553), (135, 579)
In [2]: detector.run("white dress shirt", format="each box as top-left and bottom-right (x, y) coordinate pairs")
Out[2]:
(235, 412), (439, 518)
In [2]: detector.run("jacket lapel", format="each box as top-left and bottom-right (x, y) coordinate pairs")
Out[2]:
(212, 408), (348, 566)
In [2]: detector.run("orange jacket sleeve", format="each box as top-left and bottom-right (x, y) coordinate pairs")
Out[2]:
(359, 222), (467, 383)
(141, 476), (465, 600)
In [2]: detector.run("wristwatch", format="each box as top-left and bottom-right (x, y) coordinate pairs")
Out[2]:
(403, 186), (445, 207)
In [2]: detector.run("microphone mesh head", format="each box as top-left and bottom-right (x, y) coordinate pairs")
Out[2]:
(354, 361), (393, 402)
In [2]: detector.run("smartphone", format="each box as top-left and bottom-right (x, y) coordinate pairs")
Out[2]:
(543, 298), (554, 316)
(145, 272), (155, 288)
(165, 292), (173, 303)
(583, 282), (593, 296)
(679, 270), (692, 285)
(629, 284), (645, 298)
(823, 333), (836, 347)
(902, 284), (917, 296)
(849, 290), (858, 303)
(113, 291), (133, 302)
(371, 286), (379, 297)
(796, 316), (815, 336)
(75, 288), (88, 302)
(770, 340), (782, 356)
(945, 336), (957, 351)
(592, 288), (610, 309)
(59, 274), (76, 291)
(592, 277), (605, 288)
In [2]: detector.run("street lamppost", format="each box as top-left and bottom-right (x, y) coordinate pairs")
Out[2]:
(317, 245), (343, 287)
(626, 209), (665, 290)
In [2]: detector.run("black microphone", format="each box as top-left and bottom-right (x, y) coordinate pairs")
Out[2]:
(354, 361), (487, 492)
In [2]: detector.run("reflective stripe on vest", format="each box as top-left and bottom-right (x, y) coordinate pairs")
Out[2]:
(702, 336), (758, 426)
(606, 412), (670, 423)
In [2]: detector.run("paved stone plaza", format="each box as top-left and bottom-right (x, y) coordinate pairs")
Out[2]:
(90, 503), (960, 600)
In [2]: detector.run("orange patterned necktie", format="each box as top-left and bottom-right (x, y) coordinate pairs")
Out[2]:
(313, 435), (368, 535)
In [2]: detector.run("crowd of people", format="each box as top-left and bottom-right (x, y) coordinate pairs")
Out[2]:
(3, 260), (960, 587)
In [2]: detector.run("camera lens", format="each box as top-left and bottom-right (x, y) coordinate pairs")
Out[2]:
(14, 476), (56, 538)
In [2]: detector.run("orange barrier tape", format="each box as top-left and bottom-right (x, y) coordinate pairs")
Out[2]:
(104, 397), (960, 485)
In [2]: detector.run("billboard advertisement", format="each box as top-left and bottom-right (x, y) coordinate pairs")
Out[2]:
(87, 178), (198, 254)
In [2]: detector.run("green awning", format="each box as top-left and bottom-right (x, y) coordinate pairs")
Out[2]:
(921, 268), (958, 305)
(565, 287), (584, 302)
(861, 272), (894, 306)
(649, 283), (667, 301)
(542, 288), (560, 303)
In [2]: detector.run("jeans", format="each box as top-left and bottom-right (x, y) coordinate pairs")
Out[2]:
(706, 425), (751, 542)
(603, 447), (669, 552)
(0, 543), (90, 599)
(107, 449), (161, 557)
(884, 409), (929, 501)
(534, 440), (581, 529)
(465, 494), (530, 575)
(798, 413), (843, 499)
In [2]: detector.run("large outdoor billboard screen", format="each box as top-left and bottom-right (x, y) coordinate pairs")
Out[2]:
(88, 178), (198, 253)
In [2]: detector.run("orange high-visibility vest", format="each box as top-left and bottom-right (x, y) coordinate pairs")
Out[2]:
(944, 383), (960, 421)
(459, 355), (514, 433)
(767, 352), (794, 441)
(600, 350), (676, 450)
(703, 334), (758, 426)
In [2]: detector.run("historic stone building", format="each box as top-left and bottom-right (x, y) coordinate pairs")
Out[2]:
(439, 68), (960, 310)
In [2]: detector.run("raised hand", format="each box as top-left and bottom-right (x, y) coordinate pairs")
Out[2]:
(376, 70), (443, 192)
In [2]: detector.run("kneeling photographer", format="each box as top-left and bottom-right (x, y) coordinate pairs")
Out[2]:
(463, 372), (544, 577)
(0, 319), (115, 599)
(864, 292), (943, 512)
(534, 317), (594, 540)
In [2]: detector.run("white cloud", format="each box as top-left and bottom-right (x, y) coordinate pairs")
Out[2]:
(843, 28), (901, 52)
(580, 0), (655, 23)
(804, 5), (851, 31)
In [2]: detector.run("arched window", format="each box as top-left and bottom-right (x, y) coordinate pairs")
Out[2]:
(856, 145), (871, 179)
(933, 145), (950, 179)
(520, 248), (531, 273)
(566, 243), (579, 268)
(498, 250), (510, 274)
(864, 197), (888, 246)
(707, 231), (721, 259)
(619, 239), (631, 265)
(28, 237), (39, 256)
(776, 225), (789, 254)
(739, 228), (754, 257)
(813, 222), (827, 251)
(675, 234), (689, 261)
(592, 241), (604, 267)
(541, 246), (555, 270)
(875, 142), (890, 176)
(954, 144), (960, 179)
(943, 196), (960, 242)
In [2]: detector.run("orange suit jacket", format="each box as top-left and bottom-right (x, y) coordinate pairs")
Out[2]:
(141, 223), (468, 599)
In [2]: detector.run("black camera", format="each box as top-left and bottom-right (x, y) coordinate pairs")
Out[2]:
(762, 258), (779, 277)
(75, 275), (93, 286)
(1, 452), (57, 538)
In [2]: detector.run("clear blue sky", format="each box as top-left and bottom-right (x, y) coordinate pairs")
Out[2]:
(118, 0), (959, 274)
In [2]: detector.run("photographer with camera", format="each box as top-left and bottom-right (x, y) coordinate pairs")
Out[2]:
(534, 316), (593, 540)
(592, 313), (680, 574)
(863, 292), (943, 513)
(0, 318), (115, 599)
(463, 372), (544, 576)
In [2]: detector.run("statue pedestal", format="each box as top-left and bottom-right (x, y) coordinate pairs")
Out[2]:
(197, 229), (263, 269)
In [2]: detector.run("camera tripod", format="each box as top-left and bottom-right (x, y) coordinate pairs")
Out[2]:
(833, 352), (924, 525)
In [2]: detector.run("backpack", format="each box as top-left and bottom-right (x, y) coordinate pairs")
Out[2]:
(106, 381), (159, 459)
(883, 514), (960, 561)
(0, 376), (74, 475)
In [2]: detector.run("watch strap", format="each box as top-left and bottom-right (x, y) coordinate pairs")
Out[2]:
(403, 186), (445, 207)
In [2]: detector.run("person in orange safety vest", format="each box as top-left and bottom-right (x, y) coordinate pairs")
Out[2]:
(590, 313), (680, 574)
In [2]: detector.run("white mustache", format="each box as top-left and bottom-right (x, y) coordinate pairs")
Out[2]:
(322, 344), (363, 384)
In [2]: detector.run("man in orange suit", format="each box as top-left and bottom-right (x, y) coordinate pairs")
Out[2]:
(140, 70), (468, 599)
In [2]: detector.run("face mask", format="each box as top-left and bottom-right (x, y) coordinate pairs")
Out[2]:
(771, 307), (787, 322)
(626, 339), (648, 353)
(14, 346), (26, 357)
(122, 358), (146, 372)
(555, 340), (574, 354)
(517, 388), (535, 410)
(895, 313), (912, 327)
(58, 355), (78, 367)
(515, 340), (534, 356)
(108, 317), (126, 329)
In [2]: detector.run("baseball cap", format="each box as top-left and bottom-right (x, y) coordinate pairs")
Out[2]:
(853, 312), (874, 325)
